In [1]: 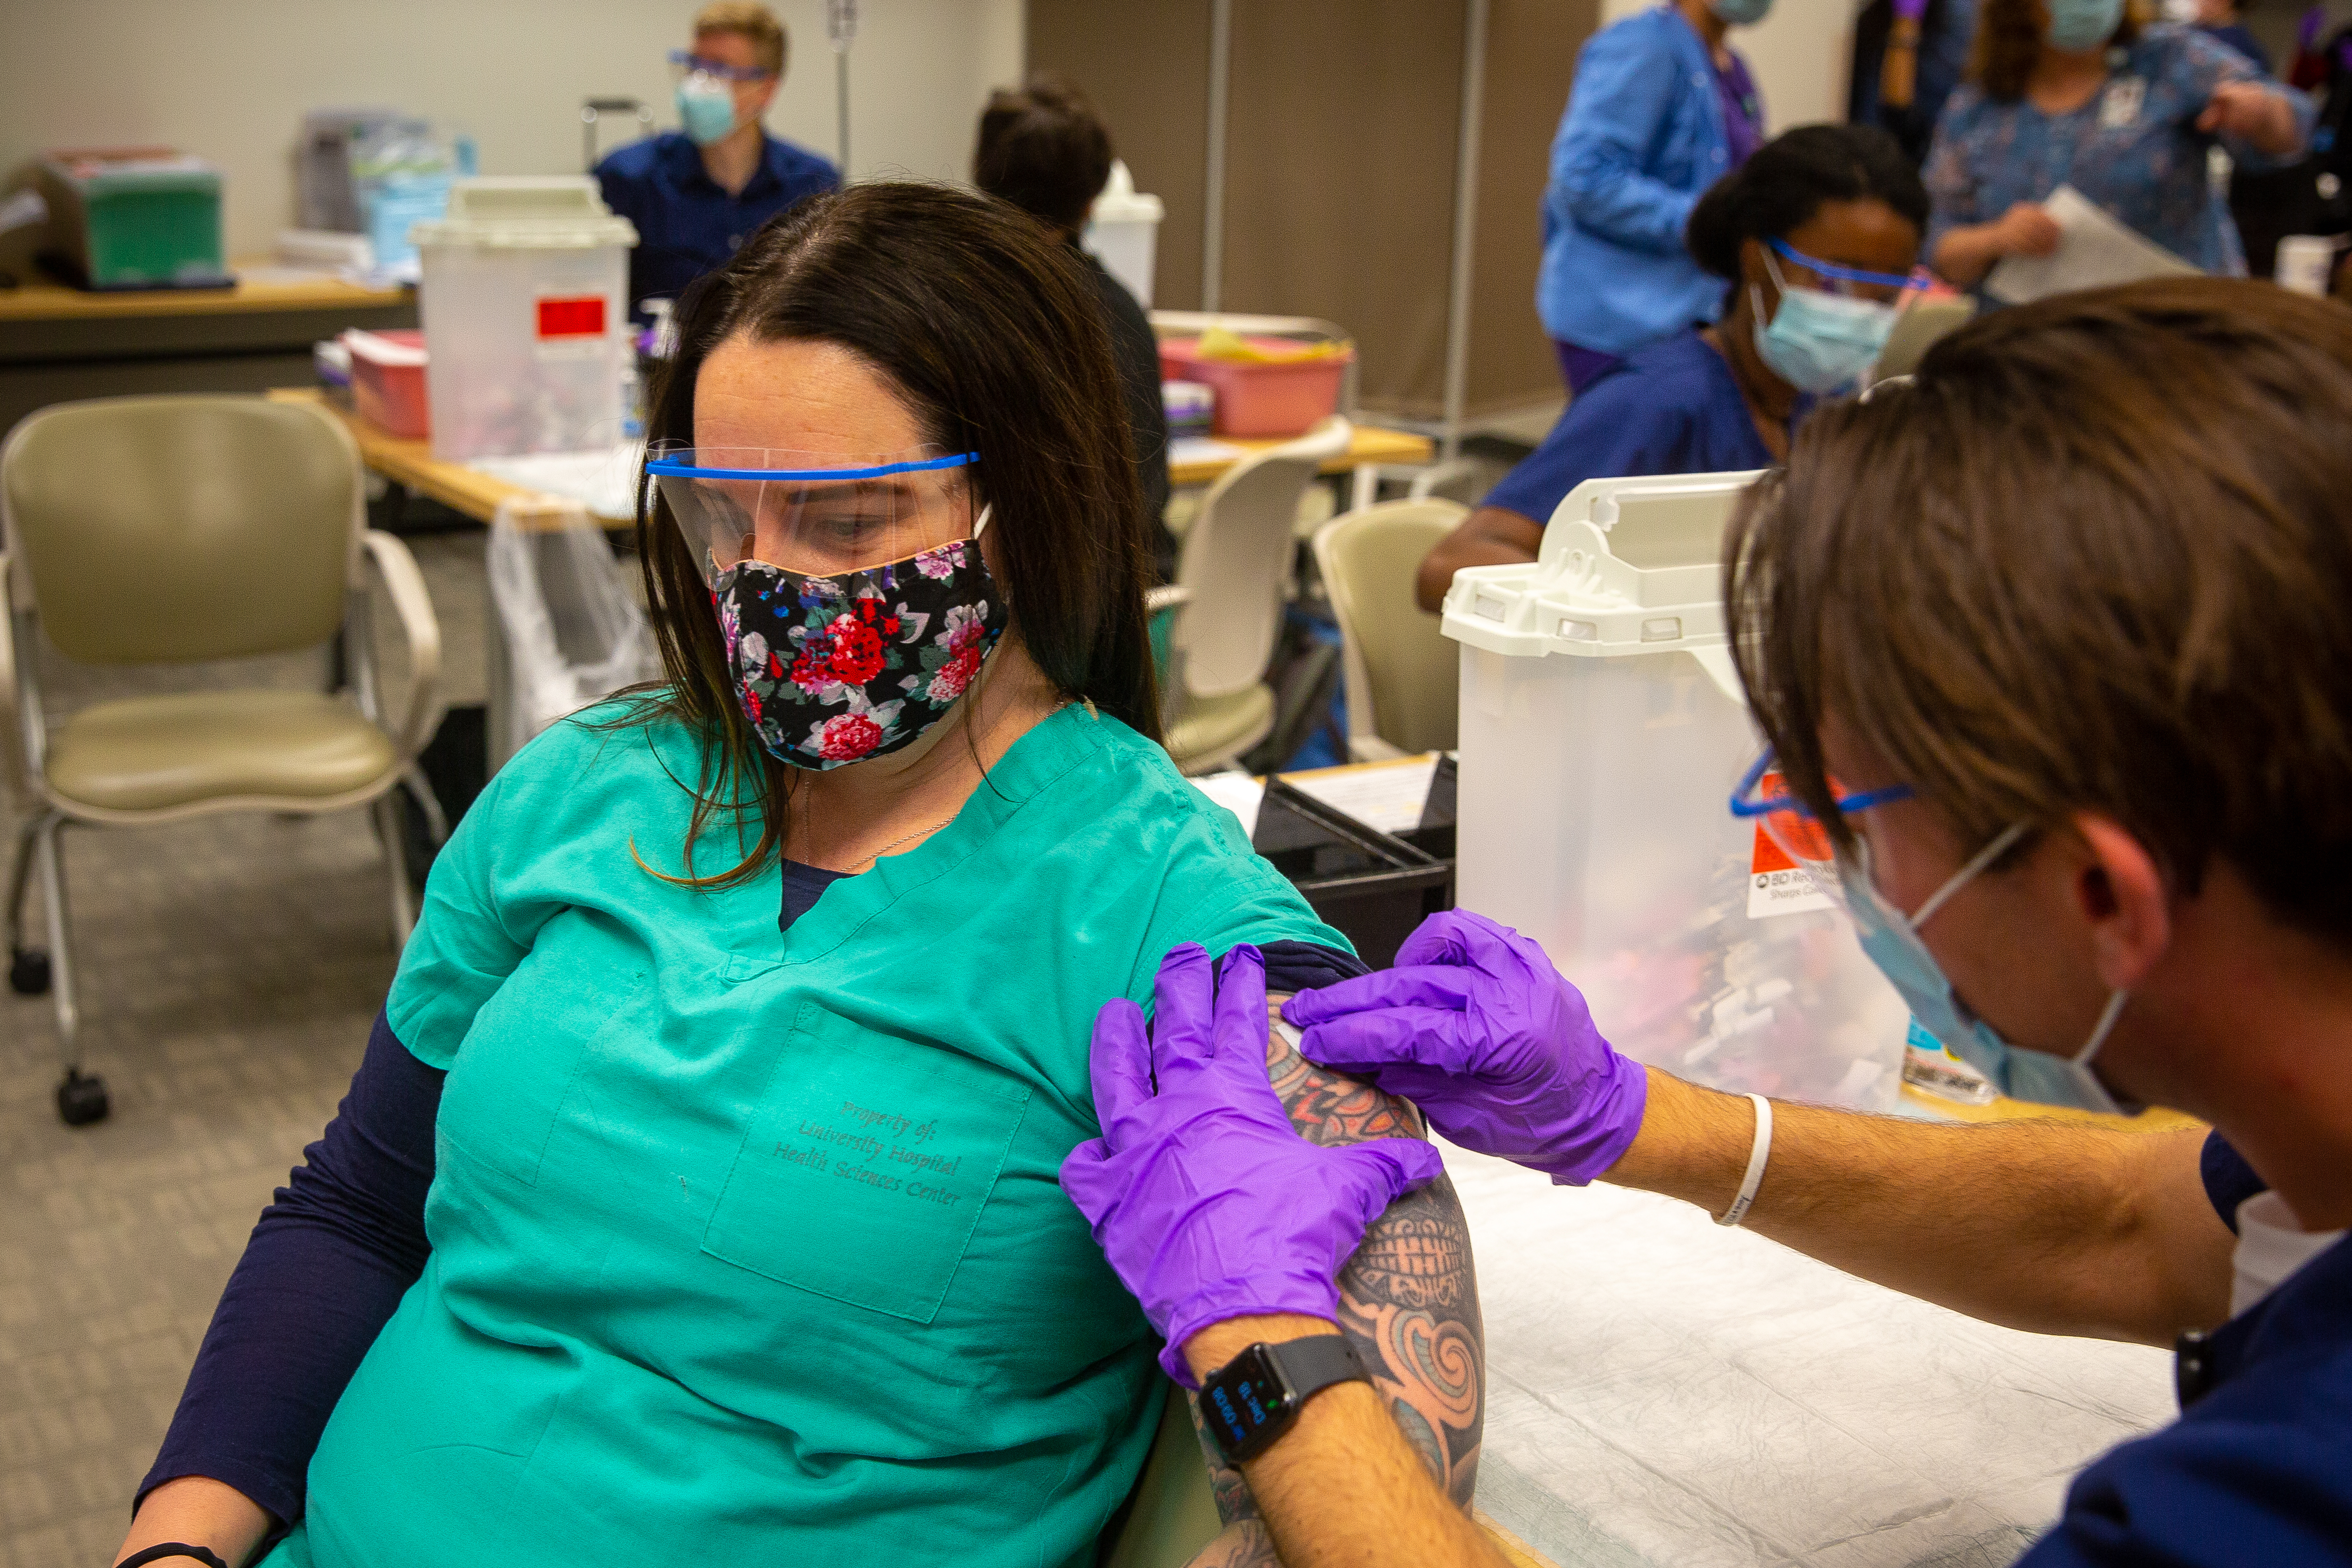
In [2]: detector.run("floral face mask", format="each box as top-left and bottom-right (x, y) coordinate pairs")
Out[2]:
(645, 446), (1007, 769)
(714, 512), (1006, 768)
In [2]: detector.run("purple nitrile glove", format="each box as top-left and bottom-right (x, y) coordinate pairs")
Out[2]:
(1281, 910), (1649, 1186)
(1060, 942), (1445, 1387)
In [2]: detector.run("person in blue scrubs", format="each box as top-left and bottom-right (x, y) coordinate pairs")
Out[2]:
(1418, 124), (1926, 612)
(1539, 0), (1772, 394)
(595, 2), (839, 321)
(1066, 278), (2352, 1565)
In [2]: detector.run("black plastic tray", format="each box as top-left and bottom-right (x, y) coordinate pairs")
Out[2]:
(1252, 774), (1454, 968)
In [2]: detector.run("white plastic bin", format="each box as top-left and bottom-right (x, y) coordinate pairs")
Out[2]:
(1082, 160), (1163, 308)
(1443, 472), (1907, 1111)
(413, 178), (637, 462)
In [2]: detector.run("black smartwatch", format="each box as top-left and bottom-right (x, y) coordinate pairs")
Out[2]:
(1198, 1333), (1370, 1464)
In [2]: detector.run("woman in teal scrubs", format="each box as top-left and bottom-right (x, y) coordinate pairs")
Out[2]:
(117, 184), (1447, 1568)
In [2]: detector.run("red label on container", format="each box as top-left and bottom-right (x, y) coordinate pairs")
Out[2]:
(536, 295), (607, 339)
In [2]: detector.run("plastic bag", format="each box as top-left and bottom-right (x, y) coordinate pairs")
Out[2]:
(487, 498), (661, 764)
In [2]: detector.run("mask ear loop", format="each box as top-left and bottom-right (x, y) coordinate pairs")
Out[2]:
(972, 502), (994, 540)
(1910, 820), (2034, 930)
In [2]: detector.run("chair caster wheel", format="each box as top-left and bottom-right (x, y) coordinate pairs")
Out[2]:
(56, 1068), (109, 1127)
(9, 946), (50, 995)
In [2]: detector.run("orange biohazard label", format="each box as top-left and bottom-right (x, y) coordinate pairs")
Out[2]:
(1747, 769), (1834, 920)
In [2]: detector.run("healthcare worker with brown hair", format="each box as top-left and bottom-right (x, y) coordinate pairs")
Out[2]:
(1064, 278), (2352, 1567)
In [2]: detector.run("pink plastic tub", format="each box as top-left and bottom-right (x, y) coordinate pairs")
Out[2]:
(1157, 336), (1351, 438)
(344, 328), (430, 439)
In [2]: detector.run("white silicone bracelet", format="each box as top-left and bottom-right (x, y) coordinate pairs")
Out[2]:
(1714, 1093), (1774, 1227)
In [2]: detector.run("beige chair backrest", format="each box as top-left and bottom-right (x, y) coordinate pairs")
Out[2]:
(1, 395), (361, 665)
(1313, 499), (1465, 756)
(1870, 297), (1975, 384)
(1103, 1386), (1222, 1568)
(1173, 417), (1351, 699)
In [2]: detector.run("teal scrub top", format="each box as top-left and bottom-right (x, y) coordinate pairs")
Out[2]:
(263, 700), (1348, 1568)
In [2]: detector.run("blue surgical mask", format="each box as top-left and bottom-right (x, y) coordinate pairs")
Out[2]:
(1751, 248), (1899, 394)
(1839, 825), (2137, 1115)
(2044, 0), (2124, 51)
(676, 74), (740, 146)
(1710, 0), (1774, 23)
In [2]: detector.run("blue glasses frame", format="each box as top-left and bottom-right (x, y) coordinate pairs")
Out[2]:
(643, 452), (980, 481)
(670, 49), (776, 82)
(1728, 750), (1915, 821)
(1765, 238), (1917, 294)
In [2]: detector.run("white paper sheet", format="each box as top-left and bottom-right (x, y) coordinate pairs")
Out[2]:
(469, 443), (644, 521)
(1449, 1142), (2176, 1567)
(1983, 184), (2201, 305)
(1168, 435), (1247, 467)
(1189, 771), (1266, 840)
(1282, 754), (1440, 836)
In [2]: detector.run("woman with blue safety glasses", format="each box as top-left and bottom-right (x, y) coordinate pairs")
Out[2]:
(1069, 278), (2352, 1567)
(1418, 124), (1926, 612)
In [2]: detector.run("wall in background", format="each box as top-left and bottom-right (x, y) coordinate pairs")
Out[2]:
(0, 0), (1023, 262)
(1599, 0), (1855, 131)
(1033, 0), (1604, 421)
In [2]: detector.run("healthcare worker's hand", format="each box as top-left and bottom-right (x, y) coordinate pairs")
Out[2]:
(1283, 910), (1648, 1185)
(1061, 943), (1444, 1387)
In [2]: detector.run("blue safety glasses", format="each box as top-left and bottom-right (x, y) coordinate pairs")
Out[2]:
(669, 49), (776, 82)
(1728, 750), (1915, 821)
(1765, 238), (1919, 299)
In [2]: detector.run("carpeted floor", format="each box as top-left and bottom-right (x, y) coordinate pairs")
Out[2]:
(0, 527), (487, 1566)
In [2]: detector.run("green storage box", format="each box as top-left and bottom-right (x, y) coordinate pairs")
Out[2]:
(40, 149), (229, 291)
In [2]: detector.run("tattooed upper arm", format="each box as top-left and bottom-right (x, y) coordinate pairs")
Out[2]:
(1179, 994), (1485, 1566)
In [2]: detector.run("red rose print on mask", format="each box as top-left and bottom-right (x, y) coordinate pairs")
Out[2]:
(814, 712), (884, 761)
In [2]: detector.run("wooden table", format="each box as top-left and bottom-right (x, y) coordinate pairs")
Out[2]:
(265, 386), (617, 528)
(0, 262), (414, 438)
(1169, 423), (1432, 494)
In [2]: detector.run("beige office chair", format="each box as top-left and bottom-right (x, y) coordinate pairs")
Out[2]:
(1869, 296), (1975, 383)
(1160, 416), (1351, 774)
(1, 394), (443, 1125)
(1312, 499), (1466, 760)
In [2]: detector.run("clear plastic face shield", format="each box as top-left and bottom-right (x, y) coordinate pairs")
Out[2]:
(1728, 752), (2136, 1113)
(644, 447), (986, 588)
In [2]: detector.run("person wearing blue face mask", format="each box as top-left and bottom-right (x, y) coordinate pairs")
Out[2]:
(594, 2), (840, 325)
(1418, 124), (1922, 612)
(1536, 0), (1774, 395)
(1924, 0), (2311, 286)
(1064, 279), (2352, 1568)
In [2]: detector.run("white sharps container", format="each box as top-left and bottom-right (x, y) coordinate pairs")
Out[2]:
(1444, 472), (1907, 1111)
(1081, 160), (1164, 308)
(412, 177), (638, 462)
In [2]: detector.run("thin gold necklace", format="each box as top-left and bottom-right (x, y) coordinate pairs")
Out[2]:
(797, 783), (954, 874)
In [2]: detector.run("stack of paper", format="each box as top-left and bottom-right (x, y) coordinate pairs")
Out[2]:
(1984, 185), (2200, 306)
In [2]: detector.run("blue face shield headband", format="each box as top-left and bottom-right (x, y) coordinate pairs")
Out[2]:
(1730, 752), (2139, 1114)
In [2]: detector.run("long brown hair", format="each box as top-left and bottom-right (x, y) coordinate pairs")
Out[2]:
(1725, 278), (2352, 944)
(617, 181), (1159, 887)
(1968, 0), (2147, 100)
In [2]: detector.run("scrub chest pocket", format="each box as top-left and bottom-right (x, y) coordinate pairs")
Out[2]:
(703, 1002), (1031, 1323)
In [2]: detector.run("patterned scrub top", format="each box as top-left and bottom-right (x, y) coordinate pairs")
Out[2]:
(1923, 23), (2314, 277)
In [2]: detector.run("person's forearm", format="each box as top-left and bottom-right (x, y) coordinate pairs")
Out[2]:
(116, 1475), (273, 1568)
(1603, 1067), (2231, 1345)
(1931, 222), (2012, 288)
(1415, 510), (1543, 613)
(1185, 1316), (1506, 1568)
